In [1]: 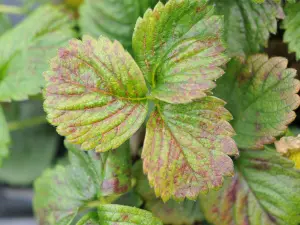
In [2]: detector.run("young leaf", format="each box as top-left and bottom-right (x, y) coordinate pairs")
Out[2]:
(214, 55), (300, 149)
(44, 35), (148, 152)
(0, 100), (58, 185)
(275, 135), (300, 169)
(97, 204), (163, 225)
(283, 2), (300, 60)
(133, 161), (204, 225)
(142, 97), (238, 201)
(0, 5), (75, 102)
(0, 105), (10, 166)
(133, 0), (228, 104)
(211, 0), (283, 56)
(34, 141), (132, 225)
(79, 0), (161, 50)
(200, 147), (300, 225)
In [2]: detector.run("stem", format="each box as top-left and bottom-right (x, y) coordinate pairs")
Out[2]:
(0, 4), (24, 14)
(8, 116), (48, 131)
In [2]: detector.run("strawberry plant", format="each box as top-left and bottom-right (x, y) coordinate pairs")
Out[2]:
(0, 0), (300, 224)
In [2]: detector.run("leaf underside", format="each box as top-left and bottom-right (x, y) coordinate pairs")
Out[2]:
(0, 5), (75, 102)
(133, 0), (228, 104)
(142, 97), (238, 201)
(33, 141), (131, 225)
(79, 0), (161, 50)
(211, 0), (282, 57)
(283, 2), (300, 60)
(214, 54), (300, 149)
(44, 35), (148, 152)
(200, 147), (300, 225)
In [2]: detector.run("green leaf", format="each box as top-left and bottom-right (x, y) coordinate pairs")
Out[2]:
(142, 97), (238, 201)
(44, 35), (148, 152)
(0, 100), (58, 185)
(283, 2), (300, 60)
(79, 0), (161, 50)
(0, 5), (75, 102)
(133, 161), (204, 225)
(211, 0), (283, 57)
(34, 141), (132, 225)
(0, 105), (10, 166)
(76, 205), (163, 225)
(0, 13), (11, 35)
(133, 0), (228, 104)
(97, 204), (163, 225)
(200, 147), (300, 225)
(214, 55), (300, 149)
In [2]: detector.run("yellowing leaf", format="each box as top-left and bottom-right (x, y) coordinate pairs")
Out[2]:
(200, 147), (300, 225)
(133, 0), (228, 104)
(215, 55), (300, 149)
(0, 5), (75, 102)
(142, 97), (238, 201)
(275, 135), (300, 169)
(44, 35), (148, 152)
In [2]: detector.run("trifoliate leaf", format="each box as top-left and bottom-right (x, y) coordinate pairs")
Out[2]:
(0, 5), (75, 102)
(0, 100), (58, 185)
(211, 0), (282, 57)
(76, 205), (163, 225)
(200, 147), (300, 225)
(0, 105), (10, 167)
(133, 161), (204, 225)
(133, 0), (228, 104)
(142, 97), (239, 201)
(34, 141), (132, 225)
(44, 35), (148, 152)
(275, 135), (300, 169)
(283, 2), (300, 60)
(214, 55), (300, 149)
(79, 0), (160, 50)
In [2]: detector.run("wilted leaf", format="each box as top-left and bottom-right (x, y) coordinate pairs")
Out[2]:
(0, 100), (58, 185)
(133, 0), (228, 104)
(79, 0), (160, 50)
(44, 35), (148, 152)
(200, 147), (300, 225)
(283, 2), (300, 60)
(275, 135), (300, 169)
(214, 55), (300, 149)
(0, 5), (75, 102)
(211, 0), (282, 56)
(34, 141), (132, 224)
(142, 97), (238, 201)
(0, 105), (10, 166)
(133, 161), (204, 225)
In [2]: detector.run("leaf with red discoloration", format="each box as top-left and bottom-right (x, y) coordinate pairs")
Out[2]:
(200, 146), (300, 225)
(33, 141), (132, 225)
(214, 54), (300, 149)
(44, 35), (148, 152)
(133, 0), (228, 104)
(142, 97), (238, 201)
